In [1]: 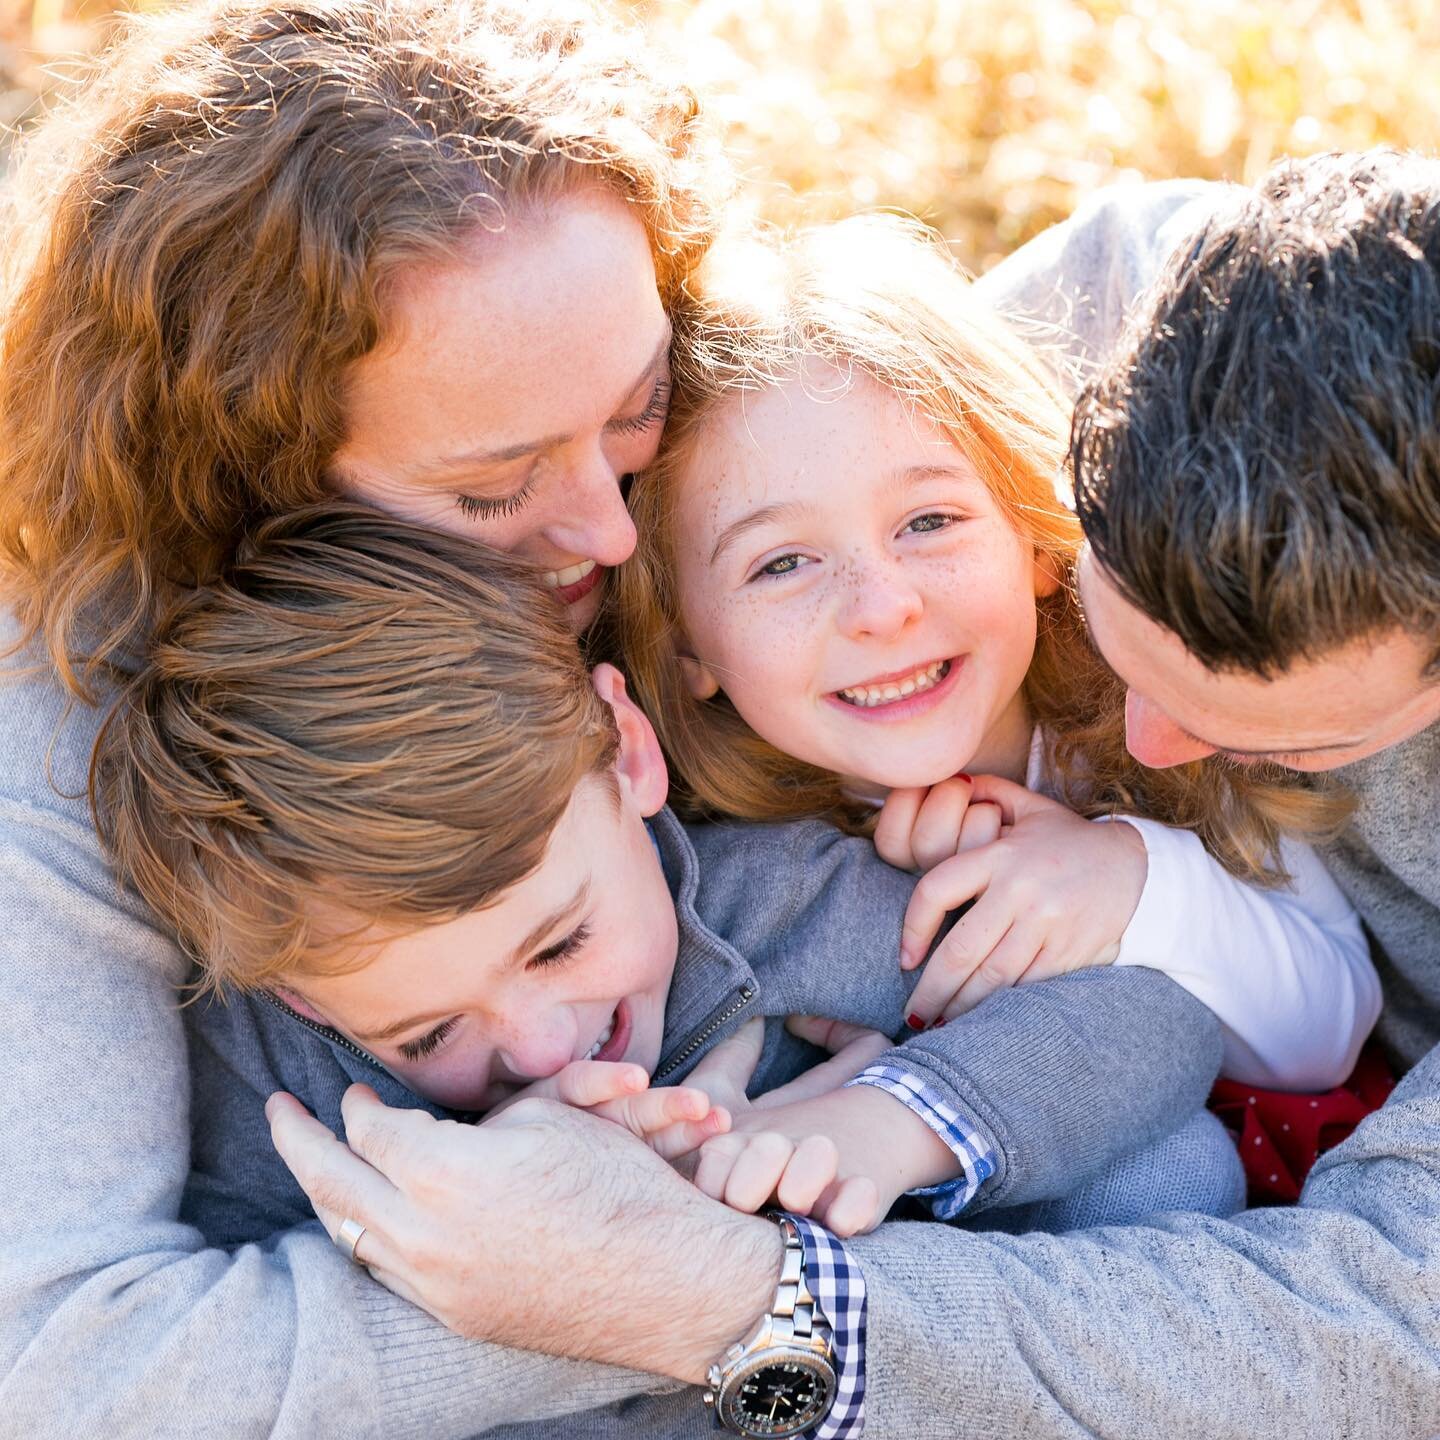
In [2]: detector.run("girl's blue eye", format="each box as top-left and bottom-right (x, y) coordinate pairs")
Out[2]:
(905, 512), (953, 535)
(398, 1016), (461, 1063)
(754, 553), (812, 580)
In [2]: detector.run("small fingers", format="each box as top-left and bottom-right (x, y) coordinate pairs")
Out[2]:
(597, 1083), (716, 1138)
(547, 1060), (650, 1109)
(773, 1135), (840, 1215)
(646, 1107), (733, 1162)
(873, 786), (926, 870)
(910, 776), (976, 873)
(815, 1176), (881, 1238)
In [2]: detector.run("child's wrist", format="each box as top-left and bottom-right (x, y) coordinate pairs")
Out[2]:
(829, 1083), (960, 1193)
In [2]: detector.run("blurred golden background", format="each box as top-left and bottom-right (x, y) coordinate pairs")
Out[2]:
(2, 0), (1437, 270)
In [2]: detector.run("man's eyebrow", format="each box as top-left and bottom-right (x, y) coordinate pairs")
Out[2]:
(423, 328), (672, 475)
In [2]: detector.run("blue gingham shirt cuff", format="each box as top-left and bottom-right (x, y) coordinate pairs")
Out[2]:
(787, 1213), (866, 1440)
(845, 1063), (997, 1221)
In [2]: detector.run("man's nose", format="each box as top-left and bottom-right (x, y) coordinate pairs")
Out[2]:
(1124, 689), (1216, 767)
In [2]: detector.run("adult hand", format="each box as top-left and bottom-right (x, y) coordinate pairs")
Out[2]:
(899, 774), (1147, 1027)
(266, 1086), (781, 1384)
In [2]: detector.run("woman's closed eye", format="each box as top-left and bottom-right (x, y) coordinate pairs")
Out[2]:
(456, 475), (536, 521)
(609, 374), (671, 437)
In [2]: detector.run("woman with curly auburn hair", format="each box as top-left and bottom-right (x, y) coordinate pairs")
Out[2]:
(0, 0), (823, 1430)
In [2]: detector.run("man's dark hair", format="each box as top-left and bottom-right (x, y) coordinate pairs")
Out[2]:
(1073, 149), (1440, 677)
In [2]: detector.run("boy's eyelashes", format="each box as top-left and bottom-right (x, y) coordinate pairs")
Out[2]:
(398, 1014), (461, 1063)
(392, 922), (594, 1066)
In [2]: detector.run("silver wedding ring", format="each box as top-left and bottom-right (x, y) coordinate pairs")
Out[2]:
(335, 1216), (367, 1266)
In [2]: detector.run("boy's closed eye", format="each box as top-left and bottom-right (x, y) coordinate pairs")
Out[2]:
(394, 921), (594, 1064)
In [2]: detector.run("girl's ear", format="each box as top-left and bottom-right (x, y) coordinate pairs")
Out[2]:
(677, 654), (721, 700)
(1032, 548), (1063, 600)
(591, 663), (669, 816)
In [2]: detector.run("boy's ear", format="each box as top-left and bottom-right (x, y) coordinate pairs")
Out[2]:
(591, 663), (669, 817)
(677, 654), (721, 700)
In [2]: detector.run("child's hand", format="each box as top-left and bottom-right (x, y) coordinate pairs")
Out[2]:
(874, 774), (1006, 872)
(489, 1059), (729, 1159)
(899, 774), (1148, 1028)
(692, 1084), (958, 1237)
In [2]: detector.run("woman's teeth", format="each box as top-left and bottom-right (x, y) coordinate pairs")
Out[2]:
(837, 659), (951, 708)
(543, 559), (598, 589)
(585, 1014), (617, 1060)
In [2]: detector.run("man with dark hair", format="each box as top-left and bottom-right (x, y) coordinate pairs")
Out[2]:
(878, 149), (1440, 1435)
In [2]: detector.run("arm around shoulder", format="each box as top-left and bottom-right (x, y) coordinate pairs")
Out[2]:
(0, 809), (667, 1438)
(848, 1039), (1440, 1438)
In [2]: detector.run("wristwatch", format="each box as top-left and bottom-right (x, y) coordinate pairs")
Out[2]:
(702, 1213), (839, 1438)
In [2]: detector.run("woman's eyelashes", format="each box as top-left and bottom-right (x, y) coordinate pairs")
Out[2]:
(610, 375), (671, 437)
(456, 477), (535, 520)
(452, 377), (669, 518)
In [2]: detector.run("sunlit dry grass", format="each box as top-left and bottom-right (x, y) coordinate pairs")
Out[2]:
(3, 0), (1438, 269)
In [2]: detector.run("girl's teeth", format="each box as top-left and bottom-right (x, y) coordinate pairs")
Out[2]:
(542, 559), (598, 589)
(838, 660), (949, 707)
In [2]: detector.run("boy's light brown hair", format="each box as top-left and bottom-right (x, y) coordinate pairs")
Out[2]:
(90, 505), (618, 993)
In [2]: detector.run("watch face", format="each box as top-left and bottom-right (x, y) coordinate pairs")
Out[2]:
(719, 1354), (837, 1438)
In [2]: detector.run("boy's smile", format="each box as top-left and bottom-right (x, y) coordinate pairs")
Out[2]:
(275, 671), (679, 1111)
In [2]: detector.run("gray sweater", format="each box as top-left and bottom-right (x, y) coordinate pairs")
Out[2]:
(0, 629), (1218, 1439)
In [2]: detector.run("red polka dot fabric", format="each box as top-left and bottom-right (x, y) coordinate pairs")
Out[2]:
(1208, 1044), (1396, 1205)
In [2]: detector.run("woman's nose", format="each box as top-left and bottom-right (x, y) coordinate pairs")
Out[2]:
(548, 446), (638, 568)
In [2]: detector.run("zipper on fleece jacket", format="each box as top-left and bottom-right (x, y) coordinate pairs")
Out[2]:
(653, 983), (758, 1083)
(260, 989), (389, 1071)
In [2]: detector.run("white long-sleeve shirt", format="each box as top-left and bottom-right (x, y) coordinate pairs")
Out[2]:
(1112, 818), (1379, 1090)
(1020, 728), (1380, 1091)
